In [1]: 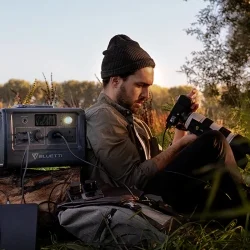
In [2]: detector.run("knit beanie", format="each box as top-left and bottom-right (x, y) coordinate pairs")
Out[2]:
(101, 34), (155, 79)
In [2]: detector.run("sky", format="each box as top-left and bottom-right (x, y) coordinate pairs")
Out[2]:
(0, 0), (207, 88)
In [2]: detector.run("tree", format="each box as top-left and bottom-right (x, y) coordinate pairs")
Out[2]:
(150, 85), (169, 112)
(181, 0), (250, 107)
(0, 79), (30, 106)
(61, 80), (102, 109)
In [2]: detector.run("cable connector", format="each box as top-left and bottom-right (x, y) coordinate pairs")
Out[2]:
(52, 132), (62, 138)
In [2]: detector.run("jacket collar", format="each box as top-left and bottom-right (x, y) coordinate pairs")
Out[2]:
(97, 92), (133, 118)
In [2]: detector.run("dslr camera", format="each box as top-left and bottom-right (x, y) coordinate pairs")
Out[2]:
(166, 95), (250, 169)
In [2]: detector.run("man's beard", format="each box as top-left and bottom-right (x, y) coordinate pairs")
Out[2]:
(116, 84), (138, 113)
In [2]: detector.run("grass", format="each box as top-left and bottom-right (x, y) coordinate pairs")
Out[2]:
(40, 219), (250, 250)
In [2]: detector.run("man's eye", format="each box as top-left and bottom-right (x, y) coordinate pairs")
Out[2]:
(136, 84), (143, 87)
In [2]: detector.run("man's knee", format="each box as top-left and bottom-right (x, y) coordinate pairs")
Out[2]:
(199, 130), (227, 158)
(202, 130), (226, 143)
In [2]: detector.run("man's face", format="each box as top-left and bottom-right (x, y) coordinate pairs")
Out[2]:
(115, 67), (154, 113)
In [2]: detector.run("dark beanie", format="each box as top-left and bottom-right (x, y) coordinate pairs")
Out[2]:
(101, 34), (155, 79)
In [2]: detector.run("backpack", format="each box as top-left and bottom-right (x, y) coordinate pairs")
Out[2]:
(57, 195), (178, 249)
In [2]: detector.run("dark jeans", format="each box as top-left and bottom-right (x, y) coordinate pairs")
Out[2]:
(144, 130), (242, 214)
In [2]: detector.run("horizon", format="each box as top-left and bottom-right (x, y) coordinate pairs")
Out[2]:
(0, 0), (207, 88)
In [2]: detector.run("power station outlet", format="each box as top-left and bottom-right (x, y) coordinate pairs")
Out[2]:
(48, 128), (76, 144)
(15, 129), (45, 145)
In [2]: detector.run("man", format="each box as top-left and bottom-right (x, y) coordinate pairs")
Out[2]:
(85, 34), (246, 213)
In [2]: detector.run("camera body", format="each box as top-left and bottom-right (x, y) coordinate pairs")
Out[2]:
(0, 105), (86, 169)
(166, 95), (250, 169)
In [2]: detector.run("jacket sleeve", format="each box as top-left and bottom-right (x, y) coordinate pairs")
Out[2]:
(86, 107), (158, 189)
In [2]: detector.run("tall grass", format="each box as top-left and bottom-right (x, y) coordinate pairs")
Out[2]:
(41, 220), (250, 250)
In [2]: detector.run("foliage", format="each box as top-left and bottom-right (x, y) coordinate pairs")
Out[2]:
(41, 73), (58, 106)
(61, 80), (102, 109)
(41, 220), (250, 250)
(136, 85), (195, 148)
(21, 79), (38, 105)
(0, 79), (30, 106)
(181, 0), (250, 107)
(0, 79), (103, 109)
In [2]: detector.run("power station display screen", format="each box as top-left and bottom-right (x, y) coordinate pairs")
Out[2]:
(35, 114), (57, 126)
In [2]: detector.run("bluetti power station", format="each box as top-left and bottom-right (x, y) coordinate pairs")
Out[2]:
(0, 105), (86, 169)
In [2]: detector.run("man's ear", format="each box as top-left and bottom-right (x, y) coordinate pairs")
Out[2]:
(110, 76), (120, 88)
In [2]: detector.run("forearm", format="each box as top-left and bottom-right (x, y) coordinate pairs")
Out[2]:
(152, 140), (183, 171)
(153, 133), (197, 171)
(172, 128), (187, 144)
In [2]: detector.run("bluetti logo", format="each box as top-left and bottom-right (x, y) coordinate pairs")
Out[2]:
(32, 153), (63, 160)
(32, 153), (39, 160)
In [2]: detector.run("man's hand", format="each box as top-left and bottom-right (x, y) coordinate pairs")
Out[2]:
(187, 88), (199, 112)
(173, 88), (200, 143)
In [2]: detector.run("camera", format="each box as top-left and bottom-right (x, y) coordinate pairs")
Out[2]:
(166, 95), (250, 169)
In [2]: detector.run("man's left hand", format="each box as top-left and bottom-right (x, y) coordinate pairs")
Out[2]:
(187, 88), (199, 112)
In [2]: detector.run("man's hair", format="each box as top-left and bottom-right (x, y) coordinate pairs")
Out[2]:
(101, 34), (155, 85)
(102, 70), (137, 88)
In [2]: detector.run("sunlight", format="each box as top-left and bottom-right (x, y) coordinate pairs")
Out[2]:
(153, 67), (165, 86)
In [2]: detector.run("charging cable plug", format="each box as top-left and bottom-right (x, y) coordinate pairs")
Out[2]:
(52, 132), (63, 139)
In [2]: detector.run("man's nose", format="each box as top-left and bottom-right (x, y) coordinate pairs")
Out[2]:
(141, 87), (149, 99)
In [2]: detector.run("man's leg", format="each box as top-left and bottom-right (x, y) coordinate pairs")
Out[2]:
(144, 130), (243, 213)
